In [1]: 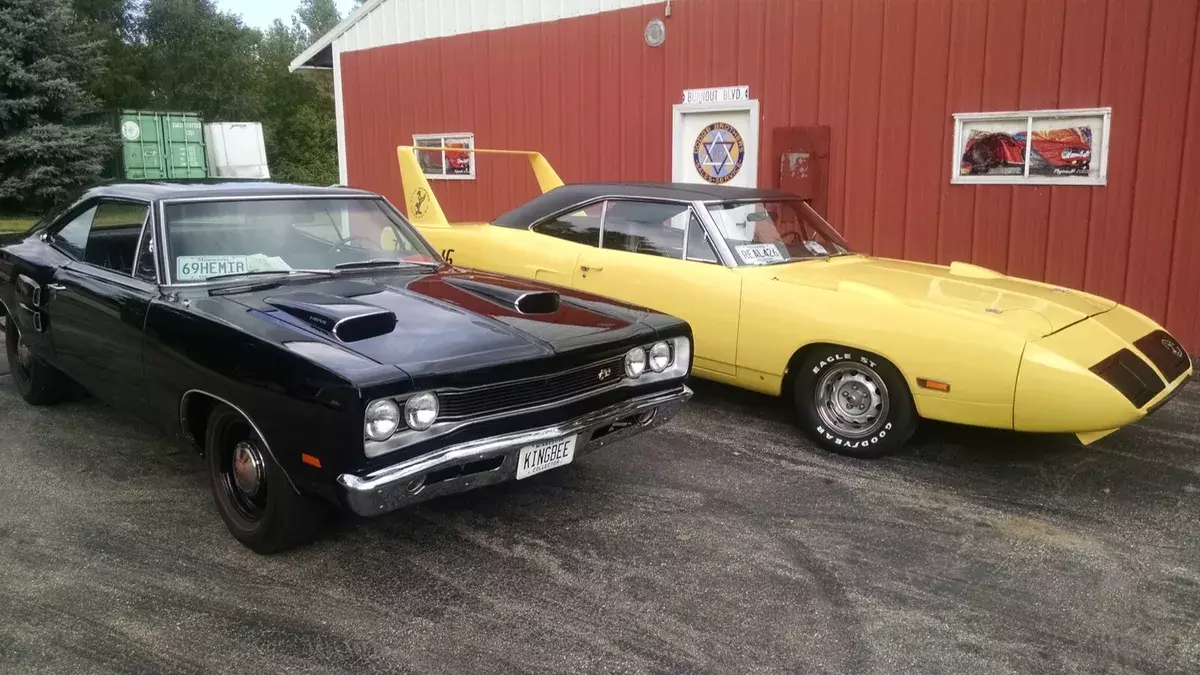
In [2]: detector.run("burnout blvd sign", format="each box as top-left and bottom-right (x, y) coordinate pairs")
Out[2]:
(682, 86), (751, 105)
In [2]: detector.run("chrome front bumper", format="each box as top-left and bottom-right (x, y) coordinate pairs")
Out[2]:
(338, 385), (692, 517)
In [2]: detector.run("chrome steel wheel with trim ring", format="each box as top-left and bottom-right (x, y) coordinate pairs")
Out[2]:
(814, 362), (890, 439)
(793, 346), (917, 458)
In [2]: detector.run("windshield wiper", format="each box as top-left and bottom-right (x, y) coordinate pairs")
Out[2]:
(334, 259), (440, 271)
(205, 269), (337, 282)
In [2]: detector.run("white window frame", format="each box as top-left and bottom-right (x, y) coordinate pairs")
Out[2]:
(951, 107), (1112, 186)
(412, 133), (476, 181)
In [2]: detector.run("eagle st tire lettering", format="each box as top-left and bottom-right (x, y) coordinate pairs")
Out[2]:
(795, 346), (917, 458)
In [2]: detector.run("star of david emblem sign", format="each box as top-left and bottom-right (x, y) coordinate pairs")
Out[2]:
(693, 122), (746, 184)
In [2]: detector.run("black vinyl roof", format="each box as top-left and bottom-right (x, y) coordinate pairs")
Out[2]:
(493, 182), (799, 228)
(81, 179), (375, 202)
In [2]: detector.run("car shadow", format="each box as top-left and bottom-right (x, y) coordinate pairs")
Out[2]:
(682, 374), (1076, 461)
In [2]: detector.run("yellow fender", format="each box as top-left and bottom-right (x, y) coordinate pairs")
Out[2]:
(395, 146), (565, 226)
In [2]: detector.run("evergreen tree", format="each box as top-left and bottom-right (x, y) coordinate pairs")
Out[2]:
(0, 0), (117, 213)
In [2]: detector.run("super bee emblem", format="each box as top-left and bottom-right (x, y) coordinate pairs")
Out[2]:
(597, 367), (613, 381)
(412, 187), (431, 218)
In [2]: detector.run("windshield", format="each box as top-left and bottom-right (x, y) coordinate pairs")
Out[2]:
(163, 198), (439, 283)
(708, 200), (852, 266)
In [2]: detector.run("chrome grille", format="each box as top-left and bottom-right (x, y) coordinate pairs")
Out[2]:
(438, 357), (626, 420)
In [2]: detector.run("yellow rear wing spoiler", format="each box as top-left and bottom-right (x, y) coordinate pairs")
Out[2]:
(395, 146), (564, 226)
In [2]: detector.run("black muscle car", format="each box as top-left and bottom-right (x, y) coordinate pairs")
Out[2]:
(0, 181), (693, 553)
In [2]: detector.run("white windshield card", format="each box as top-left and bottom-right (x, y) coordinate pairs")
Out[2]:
(176, 254), (292, 281)
(735, 243), (786, 265)
(177, 256), (250, 281)
(804, 240), (829, 256)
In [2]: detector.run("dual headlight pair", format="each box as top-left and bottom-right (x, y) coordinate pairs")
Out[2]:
(366, 338), (684, 443)
(624, 341), (674, 378)
(365, 392), (438, 442)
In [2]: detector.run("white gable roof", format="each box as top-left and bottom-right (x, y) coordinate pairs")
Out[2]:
(291, 0), (666, 71)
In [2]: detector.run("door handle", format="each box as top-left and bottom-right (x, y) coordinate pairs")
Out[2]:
(47, 284), (66, 291)
(580, 265), (604, 273)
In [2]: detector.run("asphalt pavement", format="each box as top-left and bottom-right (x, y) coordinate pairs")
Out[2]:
(1, 348), (1198, 675)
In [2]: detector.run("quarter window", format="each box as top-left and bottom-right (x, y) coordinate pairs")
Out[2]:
(531, 202), (604, 246)
(51, 206), (97, 258)
(48, 200), (149, 275)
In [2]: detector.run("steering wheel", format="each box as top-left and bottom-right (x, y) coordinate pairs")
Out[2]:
(329, 235), (384, 254)
(780, 230), (805, 245)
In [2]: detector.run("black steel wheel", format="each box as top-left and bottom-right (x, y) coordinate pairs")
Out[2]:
(205, 404), (327, 554)
(4, 317), (70, 406)
(792, 346), (917, 458)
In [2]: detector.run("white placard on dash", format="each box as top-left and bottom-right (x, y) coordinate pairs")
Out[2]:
(177, 255), (251, 281)
(735, 243), (786, 265)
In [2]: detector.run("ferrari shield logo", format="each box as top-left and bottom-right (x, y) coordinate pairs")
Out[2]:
(693, 122), (745, 184)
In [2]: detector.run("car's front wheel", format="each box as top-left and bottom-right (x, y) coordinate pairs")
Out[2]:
(205, 404), (327, 554)
(4, 317), (70, 405)
(792, 346), (917, 458)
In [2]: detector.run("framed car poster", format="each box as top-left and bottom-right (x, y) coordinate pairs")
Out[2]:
(951, 108), (1111, 186)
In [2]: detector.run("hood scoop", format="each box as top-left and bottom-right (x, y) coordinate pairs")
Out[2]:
(265, 292), (397, 342)
(446, 277), (561, 314)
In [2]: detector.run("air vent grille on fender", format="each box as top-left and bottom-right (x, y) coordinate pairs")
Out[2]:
(1133, 330), (1190, 383)
(1090, 349), (1166, 408)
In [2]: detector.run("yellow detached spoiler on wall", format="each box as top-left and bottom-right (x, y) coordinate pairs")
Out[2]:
(395, 146), (564, 227)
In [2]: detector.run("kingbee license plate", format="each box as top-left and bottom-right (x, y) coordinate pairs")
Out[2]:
(516, 435), (578, 480)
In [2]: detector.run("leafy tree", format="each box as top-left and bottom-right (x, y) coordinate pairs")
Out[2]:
(297, 0), (342, 40)
(0, 0), (117, 212)
(72, 0), (148, 109)
(137, 0), (261, 120)
(256, 13), (339, 186)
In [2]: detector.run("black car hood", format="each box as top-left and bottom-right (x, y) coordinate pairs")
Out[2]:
(205, 269), (657, 379)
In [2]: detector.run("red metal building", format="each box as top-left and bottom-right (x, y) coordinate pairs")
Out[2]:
(292, 0), (1200, 351)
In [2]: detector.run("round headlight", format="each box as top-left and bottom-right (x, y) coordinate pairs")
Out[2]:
(365, 399), (401, 441)
(648, 341), (672, 372)
(404, 391), (440, 431)
(624, 347), (647, 378)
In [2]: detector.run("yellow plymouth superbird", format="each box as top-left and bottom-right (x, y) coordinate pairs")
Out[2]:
(395, 146), (1192, 457)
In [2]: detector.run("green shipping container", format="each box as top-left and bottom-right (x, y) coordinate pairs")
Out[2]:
(110, 110), (209, 180)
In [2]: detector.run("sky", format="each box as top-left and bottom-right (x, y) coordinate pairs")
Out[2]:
(213, 0), (358, 30)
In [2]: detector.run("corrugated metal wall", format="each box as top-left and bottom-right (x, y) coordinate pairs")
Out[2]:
(340, 0), (1200, 351)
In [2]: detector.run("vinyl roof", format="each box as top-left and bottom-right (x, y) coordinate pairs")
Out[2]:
(493, 182), (799, 227)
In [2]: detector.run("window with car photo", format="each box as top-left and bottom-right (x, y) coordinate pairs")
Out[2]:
(953, 108), (1110, 185)
(412, 133), (475, 180)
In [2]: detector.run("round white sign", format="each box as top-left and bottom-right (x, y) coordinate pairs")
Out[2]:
(121, 120), (141, 141)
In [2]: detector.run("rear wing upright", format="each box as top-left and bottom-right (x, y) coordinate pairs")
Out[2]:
(395, 146), (564, 226)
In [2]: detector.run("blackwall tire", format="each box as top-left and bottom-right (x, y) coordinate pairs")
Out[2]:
(205, 404), (327, 554)
(4, 320), (70, 406)
(792, 346), (917, 458)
